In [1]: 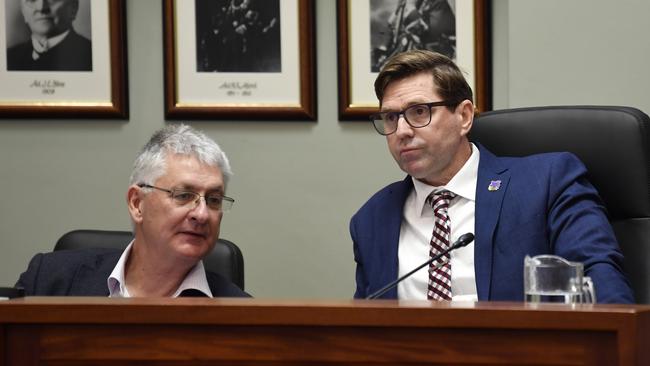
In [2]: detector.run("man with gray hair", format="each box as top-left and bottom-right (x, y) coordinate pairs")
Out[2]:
(16, 124), (248, 297)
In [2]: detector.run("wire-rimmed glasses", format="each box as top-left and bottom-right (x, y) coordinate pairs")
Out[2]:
(138, 184), (234, 212)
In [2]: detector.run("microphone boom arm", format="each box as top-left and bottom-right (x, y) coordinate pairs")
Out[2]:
(366, 233), (475, 300)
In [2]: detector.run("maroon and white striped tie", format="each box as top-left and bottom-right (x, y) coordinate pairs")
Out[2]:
(427, 190), (455, 300)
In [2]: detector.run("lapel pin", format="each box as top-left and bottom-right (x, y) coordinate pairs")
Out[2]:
(488, 180), (501, 191)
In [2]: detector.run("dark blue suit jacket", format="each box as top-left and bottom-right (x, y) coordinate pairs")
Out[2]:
(351, 144), (634, 303)
(15, 248), (249, 298)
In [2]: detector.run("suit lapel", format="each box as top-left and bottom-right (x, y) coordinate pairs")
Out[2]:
(474, 144), (509, 300)
(68, 251), (121, 296)
(378, 177), (413, 298)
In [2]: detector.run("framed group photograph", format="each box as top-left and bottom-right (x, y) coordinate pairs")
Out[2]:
(337, 0), (490, 120)
(0, 0), (128, 118)
(163, 0), (316, 120)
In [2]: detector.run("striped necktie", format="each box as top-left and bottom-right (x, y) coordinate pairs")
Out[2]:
(427, 190), (455, 300)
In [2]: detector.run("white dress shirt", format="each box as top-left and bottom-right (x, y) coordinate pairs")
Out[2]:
(397, 143), (479, 301)
(107, 241), (213, 298)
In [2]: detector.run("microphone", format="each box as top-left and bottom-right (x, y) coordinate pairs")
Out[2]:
(366, 233), (475, 300)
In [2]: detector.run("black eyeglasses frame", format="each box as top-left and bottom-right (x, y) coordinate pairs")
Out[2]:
(369, 100), (460, 136)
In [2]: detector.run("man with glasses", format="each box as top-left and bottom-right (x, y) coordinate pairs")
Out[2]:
(16, 124), (248, 297)
(351, 50), (633, 303)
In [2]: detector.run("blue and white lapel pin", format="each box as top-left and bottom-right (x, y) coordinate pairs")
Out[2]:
(488, 180), (501, 191)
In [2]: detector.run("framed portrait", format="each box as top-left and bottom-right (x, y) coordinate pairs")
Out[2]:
(0, 0), (128, 119)
(337, 0), (490, 120)
(163, 0), (316, 120)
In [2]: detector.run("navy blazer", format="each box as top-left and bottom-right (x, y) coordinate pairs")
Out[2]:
(351, 144), (634, 303)
(16, 248), (250, 298)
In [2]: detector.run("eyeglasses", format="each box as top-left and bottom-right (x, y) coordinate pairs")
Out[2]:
(138, 184), (234, 212)
(369, 101), (458, 136)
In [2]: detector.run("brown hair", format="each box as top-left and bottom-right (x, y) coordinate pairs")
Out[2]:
(374, 50), (473, 108)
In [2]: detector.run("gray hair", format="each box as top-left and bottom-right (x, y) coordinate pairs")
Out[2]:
(129, 124), (232, 188)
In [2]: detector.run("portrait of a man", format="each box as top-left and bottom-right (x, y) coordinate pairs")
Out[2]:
(6, 0), (93, 72)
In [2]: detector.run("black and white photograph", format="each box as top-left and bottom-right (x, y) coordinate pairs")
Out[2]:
(0, 0), (128, 118)
(370, 0), (455, 72)
(338, 0), (487, 119)
(164, 0), (315, 120)
(195, 0), (281, 73)
(5, 0), (92, 72)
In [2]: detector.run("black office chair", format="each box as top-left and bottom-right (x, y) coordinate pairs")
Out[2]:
(54, 229), (245, 290)
(470, 105), (650, 303)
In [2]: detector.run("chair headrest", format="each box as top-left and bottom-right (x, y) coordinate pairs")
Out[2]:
(470, 106), (650, 219)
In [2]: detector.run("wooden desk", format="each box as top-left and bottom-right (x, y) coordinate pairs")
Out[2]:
(0, 297), (648, 365)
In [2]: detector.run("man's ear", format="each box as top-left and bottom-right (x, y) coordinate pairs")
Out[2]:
(458, 99), (475, 137)
(126, 185), (144, 224)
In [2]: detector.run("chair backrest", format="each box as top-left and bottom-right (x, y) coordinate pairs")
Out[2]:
(470, 105), (650, 303)
(54, 229), (245, 290)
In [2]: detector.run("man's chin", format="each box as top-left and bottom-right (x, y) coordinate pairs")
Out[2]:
(31, 24), (55, 35)
(399, 162), (427, 178)
(174, 243), (210, 262)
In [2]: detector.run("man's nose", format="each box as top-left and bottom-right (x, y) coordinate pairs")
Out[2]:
(394, 114), (414, 138)
(188, 197), (210, 223)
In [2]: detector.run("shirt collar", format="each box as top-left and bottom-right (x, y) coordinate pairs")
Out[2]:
(31, 30), (70, 53)
(107, 241), (213, 298)
(171, 261), (213, 298)
(411, 143), (480, 214)
(107, 241), (132, 297)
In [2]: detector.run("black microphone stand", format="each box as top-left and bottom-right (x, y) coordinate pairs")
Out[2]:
(366, 233), (475, 300)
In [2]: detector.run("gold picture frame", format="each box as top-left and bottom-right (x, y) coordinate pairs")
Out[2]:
(164, 0), (317, 120)
(0, 0), (128, 118)
(337, 0), (490, 120)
